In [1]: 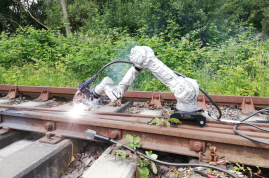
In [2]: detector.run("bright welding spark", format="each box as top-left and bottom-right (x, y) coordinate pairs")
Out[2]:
(67, 103), (87, 117)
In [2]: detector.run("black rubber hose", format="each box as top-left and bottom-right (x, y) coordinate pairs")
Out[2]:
(96, 60), (133, 76)
(95, 60), (222, 120)
(233, 108), (269, 145)
(198, 87), (222, 120)
(108, 139), (237, 178)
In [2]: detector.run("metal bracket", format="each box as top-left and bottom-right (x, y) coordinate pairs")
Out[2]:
(197, 95), (208, 111)
(198, 146), (227, 169)
(2, 86), (19, 100)
(189, 139), (206, 152)
(0, 127), (11, 135)
(108, 129), (122, 139)
(148, 93), (162, 109)
(39, 132), (64, 144)
(239, 97), (256, 115)
(108, 98), (122, 107)
(34, 88), (52, 102)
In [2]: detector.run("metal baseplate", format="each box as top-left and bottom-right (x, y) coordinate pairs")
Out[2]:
(147, 93), (162, 109)
(34, 88), (52, 102)
(0, 127), (11, 135)
(239, 97), (256, 115)
(2, 86), (19, 100)
(197, 95), (208, 111)
(108, 98), (122, 107)
(39, 132), (64, 144)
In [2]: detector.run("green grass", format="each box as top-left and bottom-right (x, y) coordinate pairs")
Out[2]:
(0, 64), (80, 88)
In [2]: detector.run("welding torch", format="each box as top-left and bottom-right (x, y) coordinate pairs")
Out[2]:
(77, 61), (133, 99)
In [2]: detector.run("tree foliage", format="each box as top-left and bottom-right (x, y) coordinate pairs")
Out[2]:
(0, 0), (46, 33)
(1, 0), (269, 97)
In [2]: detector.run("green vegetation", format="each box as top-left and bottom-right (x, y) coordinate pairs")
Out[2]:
(149, 108), (181, 127)
(1, 0), (269, 96)
(113, 134), (159, 178)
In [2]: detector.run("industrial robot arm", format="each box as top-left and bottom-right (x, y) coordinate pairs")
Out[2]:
(92, 46), (200, 112)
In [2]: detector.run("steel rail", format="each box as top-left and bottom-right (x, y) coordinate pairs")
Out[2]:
(1, 84), (269, 168)
(2, 104), (269, 128)
(1, 85), (269, 108)
(1, 108), (269, 168)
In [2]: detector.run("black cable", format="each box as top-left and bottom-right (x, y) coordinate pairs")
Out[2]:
(96, 60), (133, 76)
(172, 67), (269, 145)
(233, 108), (269, 145)
(95, 61), (222, 120)
(107, 139), (237, 178)
(199, 87), (222, 120)
(92, 60), (267, 172)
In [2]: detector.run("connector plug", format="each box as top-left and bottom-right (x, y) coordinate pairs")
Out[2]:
(85, 129), (111, 141)
(85, 129), (96, 140)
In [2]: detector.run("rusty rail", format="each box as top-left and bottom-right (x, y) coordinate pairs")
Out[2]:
(1, 85), (269, 108)
(0, 108), (269, 168)
(1, 85), (269, 168)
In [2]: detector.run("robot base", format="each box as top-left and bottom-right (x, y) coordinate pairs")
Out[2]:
(170, 111), (207, 127)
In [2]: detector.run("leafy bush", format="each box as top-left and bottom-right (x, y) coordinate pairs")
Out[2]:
(1, 25), (269, 97)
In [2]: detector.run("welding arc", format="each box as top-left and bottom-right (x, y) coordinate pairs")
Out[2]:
(95, 60), (222, 120)
(233, 108), (269, 145)
(107, 139), (238, 178)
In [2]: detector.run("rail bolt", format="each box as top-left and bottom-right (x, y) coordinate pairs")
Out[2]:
(45, 122), (52, 131)
(109, 130), (119, 139)
(193, 142), (202, 151)
(46, 132), (53, 140)
(109, 129), (122, 139)
(189, 140), (205, 152)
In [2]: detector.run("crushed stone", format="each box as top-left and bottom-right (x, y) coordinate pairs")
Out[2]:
(61, 141), (110, 178)
(206, 104), (240, 120)
(12, 95), (36, 105)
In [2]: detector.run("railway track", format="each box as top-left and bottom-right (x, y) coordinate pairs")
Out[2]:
(0, 84), (269, 177)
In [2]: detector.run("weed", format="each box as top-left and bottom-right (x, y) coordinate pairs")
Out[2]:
(148, 109), (180, 127)
(125, 134), (141, 150)
(114, 134), (189, 178)
(114, 150), (126, 160)
(127, 108), (131, 113)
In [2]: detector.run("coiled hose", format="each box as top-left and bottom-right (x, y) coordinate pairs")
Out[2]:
(233, 108), (269, 145)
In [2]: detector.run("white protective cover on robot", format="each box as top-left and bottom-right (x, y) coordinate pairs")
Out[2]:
(94, 66), (140, 102)
(94, 46), (200, 112)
